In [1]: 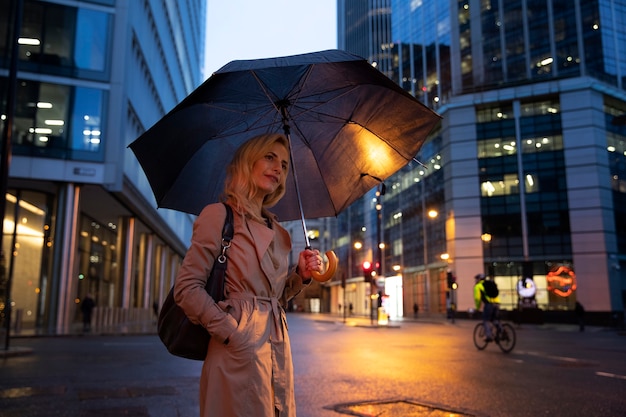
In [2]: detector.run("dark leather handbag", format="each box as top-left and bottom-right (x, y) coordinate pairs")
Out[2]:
(157, 203), (233, 360)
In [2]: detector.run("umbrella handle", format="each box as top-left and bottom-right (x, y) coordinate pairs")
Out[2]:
(311, 250), (338, 282)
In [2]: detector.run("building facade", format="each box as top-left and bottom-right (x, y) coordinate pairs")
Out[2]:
(335, 0), (626, 323)
(0, 0), (206, 336)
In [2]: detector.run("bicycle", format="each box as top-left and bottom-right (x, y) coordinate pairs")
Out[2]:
(473, 319), (516, 353)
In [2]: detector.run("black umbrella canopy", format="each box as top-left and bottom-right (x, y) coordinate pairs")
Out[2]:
(129, 49), (441, 221)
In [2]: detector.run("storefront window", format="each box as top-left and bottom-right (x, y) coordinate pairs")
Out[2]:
(77, 215), (119, 314)
(0, 190), (50, 333)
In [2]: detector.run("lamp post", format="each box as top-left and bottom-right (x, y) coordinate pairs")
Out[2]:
(375, 192), (383, 277)
(374, 184), (384, 324)
(344, 240), (361, 323)
(421, 173), (438, 314)
(1, 0), (24, 352)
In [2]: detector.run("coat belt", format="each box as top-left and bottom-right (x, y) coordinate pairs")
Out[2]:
(228, 293), (285, 340)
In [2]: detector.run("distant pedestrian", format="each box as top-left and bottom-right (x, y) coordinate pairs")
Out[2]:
(413, 303), (419, 319)
(349, 303), (353, 316)
(575, 301), (585, 332)
(153, 301), (159, 323)
(80, 293), (95, 332)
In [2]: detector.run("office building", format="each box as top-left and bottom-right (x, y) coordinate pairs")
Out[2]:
(334, 0), (626, 323)
(0, 0), (206, 335)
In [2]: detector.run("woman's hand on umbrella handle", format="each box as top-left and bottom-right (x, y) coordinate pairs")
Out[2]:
(311, 250), (338, 282)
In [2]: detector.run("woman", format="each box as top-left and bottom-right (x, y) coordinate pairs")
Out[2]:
(174, 132), (323, 417)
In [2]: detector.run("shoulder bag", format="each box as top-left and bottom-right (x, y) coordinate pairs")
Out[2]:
(157, 203), (234, 360)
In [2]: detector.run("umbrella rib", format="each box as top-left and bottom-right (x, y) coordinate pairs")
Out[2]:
(287, 85), (357, 123)
(282, 65), (314, 119)
(250, 70), (284, 117)
(201, 102), (283, 136)
(293, 83), (426, 162)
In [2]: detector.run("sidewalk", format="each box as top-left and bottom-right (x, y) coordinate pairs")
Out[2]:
(0, 321), (159, 358)
(307, 311), (618, 335)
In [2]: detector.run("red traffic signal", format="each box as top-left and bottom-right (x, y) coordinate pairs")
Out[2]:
(362, 261), (374, 282)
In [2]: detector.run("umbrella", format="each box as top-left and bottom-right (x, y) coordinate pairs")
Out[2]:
(129, 49), (441, 280)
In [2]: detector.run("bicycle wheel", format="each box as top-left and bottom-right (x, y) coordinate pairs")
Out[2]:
(496, 323), (516, 353)
(473, 322), (488, 350)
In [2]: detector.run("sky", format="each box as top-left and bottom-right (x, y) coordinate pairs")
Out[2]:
(204, 0), (338, 79)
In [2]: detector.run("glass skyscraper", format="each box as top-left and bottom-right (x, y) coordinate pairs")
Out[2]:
(334, 0), (626, 323)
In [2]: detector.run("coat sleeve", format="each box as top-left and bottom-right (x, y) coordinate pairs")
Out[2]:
(173, 203), (238, 343)
(280, 268), (311, 308)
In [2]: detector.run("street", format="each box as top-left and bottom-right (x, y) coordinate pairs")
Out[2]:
(293, 315), (626, 417)
(1, 314), (625, 416)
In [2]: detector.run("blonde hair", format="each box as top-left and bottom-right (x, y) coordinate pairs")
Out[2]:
(222, 133), (290, 222)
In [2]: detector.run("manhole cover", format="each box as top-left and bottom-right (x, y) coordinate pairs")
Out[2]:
(331, 399), (476, 416)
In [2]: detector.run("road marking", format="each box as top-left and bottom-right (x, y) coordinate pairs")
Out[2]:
(596, 371), (626, 380)
(519, 351), (591, 363)
(103, 342), (155, 346)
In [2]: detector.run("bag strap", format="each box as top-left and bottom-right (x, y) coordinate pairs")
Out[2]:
(217, 203), (234, 263)
(207, 203), (233, 301)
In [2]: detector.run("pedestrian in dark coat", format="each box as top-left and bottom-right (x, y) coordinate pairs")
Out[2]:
(80, 293), (95, 332)
(575, 301), (585, 332)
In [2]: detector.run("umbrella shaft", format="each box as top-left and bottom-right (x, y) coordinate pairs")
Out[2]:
(282, 123), (311, 248)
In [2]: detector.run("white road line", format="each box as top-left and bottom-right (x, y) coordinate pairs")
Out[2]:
(596, 371), (626, 380)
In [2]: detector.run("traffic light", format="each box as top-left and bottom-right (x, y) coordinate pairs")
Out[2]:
(362, 261), (373, 282)
(447, 271), (457, 289)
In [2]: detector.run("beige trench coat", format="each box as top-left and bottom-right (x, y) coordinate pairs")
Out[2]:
(174, 203), (309, 417)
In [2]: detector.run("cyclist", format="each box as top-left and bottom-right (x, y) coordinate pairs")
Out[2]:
(474, 273), (501, 342)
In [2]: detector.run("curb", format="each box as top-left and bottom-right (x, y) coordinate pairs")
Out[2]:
(0, 346), (34, 358)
